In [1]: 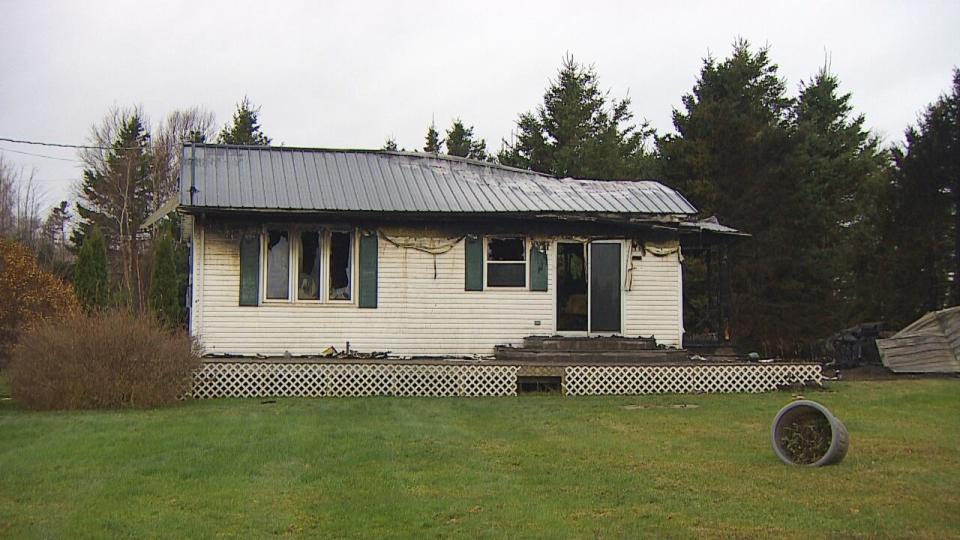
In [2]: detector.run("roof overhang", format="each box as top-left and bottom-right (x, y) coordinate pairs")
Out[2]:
(178, 205), (694, 224)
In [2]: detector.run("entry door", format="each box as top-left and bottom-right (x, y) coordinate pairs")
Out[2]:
(589, 242), (622, 333)
(556, 242), (588, 331)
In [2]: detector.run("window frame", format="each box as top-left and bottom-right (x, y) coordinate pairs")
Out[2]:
(295, 228), (324, 303)
(484, 235), (528, 289)
(258, 225), (357, 305)
(262, 228), (293, 302)
(325, 229), (355, 303)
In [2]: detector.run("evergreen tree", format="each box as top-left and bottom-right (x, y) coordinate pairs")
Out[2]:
(659, 40), (802, 353)
(382, 137), (399, 151)
(790, 67), (891, 328)
(423, 123), (442, 153)
(41, 201), (70, 249)
(74, 226), (109, 310)
(883, 69), (960, 322)
(148, 224), (184, 328)
(217, 97), (271, 145)
(499, 55), (656, 179)
(74, 110), (154, 309)
(37, 200), (72, 276)
(445, 119), (488, 160)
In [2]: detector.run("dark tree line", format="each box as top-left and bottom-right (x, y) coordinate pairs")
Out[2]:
(657, 41), (958, 353)
(658, 42), (891, 353)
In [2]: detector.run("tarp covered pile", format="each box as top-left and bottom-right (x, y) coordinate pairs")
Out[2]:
(877, 306), (960, 373)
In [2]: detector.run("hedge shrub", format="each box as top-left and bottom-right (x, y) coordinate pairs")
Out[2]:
(7, 309), (200, 410)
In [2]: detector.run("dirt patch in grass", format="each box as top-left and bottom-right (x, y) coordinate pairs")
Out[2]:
(622, 403), (700, 410)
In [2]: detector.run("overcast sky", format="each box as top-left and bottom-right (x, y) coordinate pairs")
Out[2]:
(2, 0), (958, 210)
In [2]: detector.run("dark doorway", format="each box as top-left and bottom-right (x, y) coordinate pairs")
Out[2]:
(557, 243), (587, 331)
(590, 243), (622, 333)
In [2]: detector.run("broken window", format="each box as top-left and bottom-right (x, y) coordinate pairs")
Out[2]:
(328, 231), (352, 300)
(487, 237), (526, 287)
(265, 230), (290, 299)
(297, 231), (322, 300)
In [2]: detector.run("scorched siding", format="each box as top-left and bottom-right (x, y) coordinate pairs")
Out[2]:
(624, 251), (682, 347)
(191, 224), (683, 356)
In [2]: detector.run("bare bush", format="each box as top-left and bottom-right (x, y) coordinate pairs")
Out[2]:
(7, 309), (200, 410)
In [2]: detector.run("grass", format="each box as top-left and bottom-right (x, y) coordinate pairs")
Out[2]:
(0, 379), (958, 539)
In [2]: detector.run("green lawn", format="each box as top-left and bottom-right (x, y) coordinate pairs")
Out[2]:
(1, 380), (958, 539)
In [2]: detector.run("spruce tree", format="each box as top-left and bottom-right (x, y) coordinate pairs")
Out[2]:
(382, 137), (399, 151)
(499, 55), (656, 179)
(445, 119), (488, 160)
(423, 123), (442, 153)
(148, 224), (184, 328)
(883, 69), (960, 322)
(791, 67), (891, 327)
(74, 226), (109, 310)
(659, 40), (801, 353)
(74, 111), (153, 309)
(217, 97), (271, 145)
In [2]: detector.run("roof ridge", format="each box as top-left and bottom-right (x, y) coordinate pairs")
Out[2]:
(185, 142), (555, 178)
(183, 143), (685, 188)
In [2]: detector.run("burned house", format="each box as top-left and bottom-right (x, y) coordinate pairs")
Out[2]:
(177, 144), (815, 397)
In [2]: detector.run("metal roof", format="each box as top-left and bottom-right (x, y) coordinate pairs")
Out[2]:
(179, 144), (697, 216)
(680, 216), (749, 236)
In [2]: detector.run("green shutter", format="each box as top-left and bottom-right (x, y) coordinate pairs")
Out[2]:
(358, 231), (379, 308)
(465, 235), (483, 291)
(529, 242), (548, 291)
(239, 232), (260, 306)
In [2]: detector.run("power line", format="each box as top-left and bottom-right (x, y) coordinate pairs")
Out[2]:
(0, 146), (81, 163)
(0, 136), (141, 151)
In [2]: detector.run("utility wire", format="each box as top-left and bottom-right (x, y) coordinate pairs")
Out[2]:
(0, 136), (142, 151)
(0, 146), (81, 162)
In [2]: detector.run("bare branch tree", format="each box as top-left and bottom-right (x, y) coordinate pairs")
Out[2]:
(151, 107), (216, 205)
(0, 155), (44, 248)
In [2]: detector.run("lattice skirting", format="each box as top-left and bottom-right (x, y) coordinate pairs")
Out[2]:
(190, 362), (821, 399)
(563, 364), (822, 396)
(190, 363), (520, 398)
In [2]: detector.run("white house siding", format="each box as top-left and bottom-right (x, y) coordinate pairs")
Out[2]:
(624, 250), (683, 347)
(192, 224), (683, 356)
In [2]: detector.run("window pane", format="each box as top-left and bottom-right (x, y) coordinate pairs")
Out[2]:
(328, 231), (352, 300)
(487, 263), (525, 287)
(266, 230), (289, 299)
(298, 231), (321, 300)
(487, 237), (525, 261)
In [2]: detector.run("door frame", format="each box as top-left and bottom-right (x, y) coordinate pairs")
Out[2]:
(588, 239), (625, 336)
(555, 240), (589, 336)
(554, 239), (626, 336)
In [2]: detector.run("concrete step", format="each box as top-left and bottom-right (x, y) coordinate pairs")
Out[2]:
(521, 335), (660, 352)
(494, 347), (690, 364)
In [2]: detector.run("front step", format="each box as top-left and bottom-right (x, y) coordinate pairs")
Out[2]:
(521, 335), (660, 352)
(494, 347), (690, 364)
